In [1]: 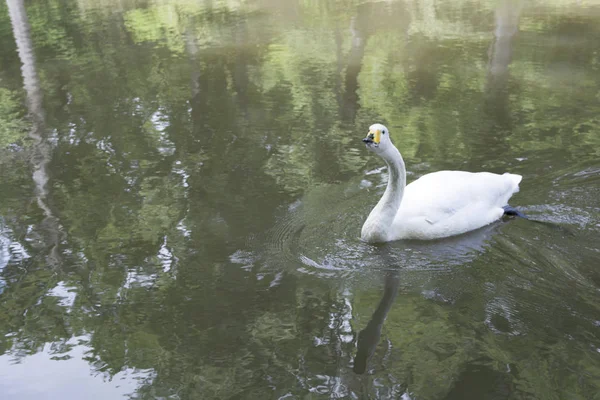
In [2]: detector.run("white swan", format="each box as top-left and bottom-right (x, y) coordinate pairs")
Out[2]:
(361, 123), (523, 243)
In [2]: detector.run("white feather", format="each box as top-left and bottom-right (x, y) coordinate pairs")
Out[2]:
(361, 123), (522, 243)
(393, 170), (521, 240)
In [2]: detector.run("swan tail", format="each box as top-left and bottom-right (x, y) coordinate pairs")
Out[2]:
(503, 173), (522, 193)
(503, 205), (528, 219)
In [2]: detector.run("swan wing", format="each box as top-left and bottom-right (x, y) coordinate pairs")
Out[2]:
(393, 171), (521, 239)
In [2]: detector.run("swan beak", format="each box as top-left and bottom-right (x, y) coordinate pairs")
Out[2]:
(363, 129), (381, 145)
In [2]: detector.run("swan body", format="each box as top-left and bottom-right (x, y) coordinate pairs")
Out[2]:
(361, 123), (522, 243)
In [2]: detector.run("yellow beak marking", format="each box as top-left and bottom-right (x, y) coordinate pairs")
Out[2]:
(366, 129), (381, 144)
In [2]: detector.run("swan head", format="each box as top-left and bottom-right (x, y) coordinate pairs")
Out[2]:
(363, 123), (391, 153)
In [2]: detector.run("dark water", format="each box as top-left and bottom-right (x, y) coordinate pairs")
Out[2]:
(1, 0), (599, 398)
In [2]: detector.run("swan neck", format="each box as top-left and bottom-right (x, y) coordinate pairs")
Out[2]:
(361, 145), (406, 242)
(383, 146), (406, 203)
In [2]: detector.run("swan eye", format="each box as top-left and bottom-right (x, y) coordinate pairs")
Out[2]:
(382, 130), (386, 135)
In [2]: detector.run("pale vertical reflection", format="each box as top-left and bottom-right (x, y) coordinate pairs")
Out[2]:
(7, 0), (63, 266)
(337, 3), (373, 124)
(185, 20), (200, 99)
(487, 0), (522, 90)
(6, 0), (43, 126)
(483, 0), (522, 144)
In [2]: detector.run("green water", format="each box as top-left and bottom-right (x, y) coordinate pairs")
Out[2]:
(1, 0), (599, 398)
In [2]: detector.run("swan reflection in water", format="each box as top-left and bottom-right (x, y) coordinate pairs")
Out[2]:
(353, 267), (400, 374)
(351, 221), (510, 375)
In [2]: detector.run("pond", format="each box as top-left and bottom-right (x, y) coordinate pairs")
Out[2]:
(1, 0), (599, 398)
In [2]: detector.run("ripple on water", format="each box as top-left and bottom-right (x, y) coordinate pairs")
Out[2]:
(232, 178), (507, 284)
(233, 160), (599, 299)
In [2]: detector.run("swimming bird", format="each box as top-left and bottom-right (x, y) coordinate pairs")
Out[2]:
(361, 123), (524, 243)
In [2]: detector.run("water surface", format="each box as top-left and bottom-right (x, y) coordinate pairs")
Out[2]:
(1, 0), (599, 398)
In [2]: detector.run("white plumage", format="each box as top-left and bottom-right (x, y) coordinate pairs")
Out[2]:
(361, 123), (522, 243)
